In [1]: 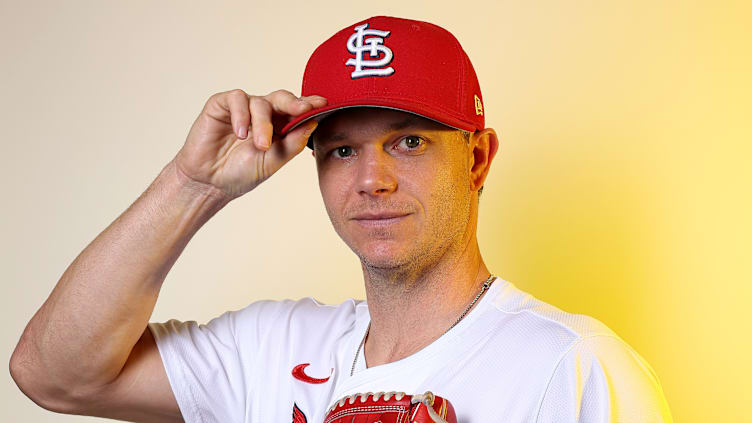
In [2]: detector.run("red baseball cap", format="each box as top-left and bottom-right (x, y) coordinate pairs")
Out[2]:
(280, 15), (485, 149)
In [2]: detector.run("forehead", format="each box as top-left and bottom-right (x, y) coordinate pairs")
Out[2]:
(312, 107), (455, 147)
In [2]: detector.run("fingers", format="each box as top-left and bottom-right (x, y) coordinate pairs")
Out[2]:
(263, 89), (311, 116)
(234, 120), (318, 184)
(286, 120), (319, 154)
(226, 90), (250, 139)
(263, 90), (328, 114)
(300, 95), (328, 108)
(265, 120), (319, 167)
(250, 96), (274, 150)
(207, 89), (251, 139)
(250, 90), (328, 151)
(211, 89), (327, 152)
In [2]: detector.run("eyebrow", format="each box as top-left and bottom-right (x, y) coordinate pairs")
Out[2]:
(389, 115), (424, 131)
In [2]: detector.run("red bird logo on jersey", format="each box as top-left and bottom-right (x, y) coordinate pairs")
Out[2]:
(292, 403), (307, 423)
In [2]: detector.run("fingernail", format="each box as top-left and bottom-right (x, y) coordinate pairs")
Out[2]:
(238, 126), (247, 139)
(256, 135), (266, 150)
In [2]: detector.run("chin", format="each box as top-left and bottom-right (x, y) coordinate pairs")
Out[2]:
(351, 240), (415, 270)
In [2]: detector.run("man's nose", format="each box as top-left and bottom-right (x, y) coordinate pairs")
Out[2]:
(354, 148), (398, 196)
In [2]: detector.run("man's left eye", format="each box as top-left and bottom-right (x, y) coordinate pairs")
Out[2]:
(399, 135), (424, 149)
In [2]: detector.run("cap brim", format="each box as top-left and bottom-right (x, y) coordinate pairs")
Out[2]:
(279, 98), (479, 149)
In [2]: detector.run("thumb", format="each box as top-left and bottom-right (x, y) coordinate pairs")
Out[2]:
(265, 120), (318, 170)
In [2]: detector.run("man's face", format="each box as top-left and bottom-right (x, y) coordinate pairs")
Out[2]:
(312, 108), (474, 271)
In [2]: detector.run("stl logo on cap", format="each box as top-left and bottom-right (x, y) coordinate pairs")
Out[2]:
(345, 23), (395, 79)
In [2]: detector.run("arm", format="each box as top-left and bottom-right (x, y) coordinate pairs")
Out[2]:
(9, 158), (226, 418)
(9, 89), (325, 422)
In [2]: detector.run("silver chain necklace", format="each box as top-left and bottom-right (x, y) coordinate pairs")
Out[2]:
(350, 274), (495, 376)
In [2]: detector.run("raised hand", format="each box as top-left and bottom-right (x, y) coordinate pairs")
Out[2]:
(173, 88), (326, 201)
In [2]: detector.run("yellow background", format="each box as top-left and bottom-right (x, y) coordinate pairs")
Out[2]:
(1, 1), (749, 422)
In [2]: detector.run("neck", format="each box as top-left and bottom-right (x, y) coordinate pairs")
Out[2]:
(360, 227), (491, 367)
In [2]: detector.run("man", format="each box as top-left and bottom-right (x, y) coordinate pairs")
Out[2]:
(10, 15), (672, 422)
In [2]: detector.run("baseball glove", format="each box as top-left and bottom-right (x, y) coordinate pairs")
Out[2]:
(323, 391), (456, 423)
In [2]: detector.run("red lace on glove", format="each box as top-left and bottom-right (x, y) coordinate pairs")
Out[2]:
(323, 391), (457, 423)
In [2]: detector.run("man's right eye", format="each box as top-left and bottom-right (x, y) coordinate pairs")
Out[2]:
(332, 146), (354, 158)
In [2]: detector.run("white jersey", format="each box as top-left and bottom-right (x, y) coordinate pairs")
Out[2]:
(148, 277), (673, 422)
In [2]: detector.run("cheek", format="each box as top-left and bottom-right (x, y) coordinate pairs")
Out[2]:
(318, 170), (351, 223)
(424, 156), (471, 225)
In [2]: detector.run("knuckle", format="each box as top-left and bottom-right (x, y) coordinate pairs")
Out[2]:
(249, 96), (269, 112)
(268, 89), (296, 103)
(207, 91), (222, 103)
(271, 88), (293, 97)
(230, 88), (248, 98)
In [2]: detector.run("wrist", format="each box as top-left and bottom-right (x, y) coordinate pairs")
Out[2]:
(149, 160), (232, 233)
(164, 159), (233, 208)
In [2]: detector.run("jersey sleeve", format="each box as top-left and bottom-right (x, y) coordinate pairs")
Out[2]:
(148, 300), (287, 423)
(535, 334), (674, 423)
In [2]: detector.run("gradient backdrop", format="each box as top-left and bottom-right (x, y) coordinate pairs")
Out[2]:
(1, 1), (749, 422)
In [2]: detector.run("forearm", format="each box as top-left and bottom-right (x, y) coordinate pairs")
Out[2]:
(11, 159), (230, 397)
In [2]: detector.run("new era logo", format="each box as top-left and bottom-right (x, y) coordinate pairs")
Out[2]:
(474, 95), (483, 116)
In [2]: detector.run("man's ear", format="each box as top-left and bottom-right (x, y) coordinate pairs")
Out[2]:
(469, 128), (500, 192)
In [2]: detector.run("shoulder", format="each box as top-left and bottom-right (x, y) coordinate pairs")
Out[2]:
(488, 279), (618, 349)
(488, 280), (672, 421)
(490, 280), (667, 385)
(232, 296), (362, 323)
(148, 297), (363, 359)
(227, 296), (365, 344)
(150, 296), (365, 355)
(534, 334), (673, 422)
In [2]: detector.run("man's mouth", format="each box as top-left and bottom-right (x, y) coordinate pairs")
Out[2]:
(351, 212), (410, 226)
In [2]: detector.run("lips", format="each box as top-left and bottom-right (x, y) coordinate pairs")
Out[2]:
(351, 211), (411, 227)
(352, 211), (409, 220)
